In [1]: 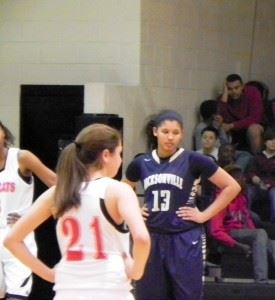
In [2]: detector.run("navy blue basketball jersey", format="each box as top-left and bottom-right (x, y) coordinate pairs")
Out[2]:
(126, 148), (218, 233)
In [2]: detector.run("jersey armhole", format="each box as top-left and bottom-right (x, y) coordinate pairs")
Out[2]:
(17, 169), (32, 184)
(100, 198), (129, 233)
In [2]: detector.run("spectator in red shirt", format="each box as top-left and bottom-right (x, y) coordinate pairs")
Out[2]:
(215, 74), (264, 154)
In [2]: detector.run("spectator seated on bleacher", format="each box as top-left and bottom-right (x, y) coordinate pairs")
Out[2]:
(196, 126), (219, 161)
(246, 80), (274, 128)
(193, 99), (230, 150)
(215, 74), (264, 155)
(217, 143), (252, 175)
(195, 126), (219, 211)
(246, 127), (275, 222)
(209, 164), (275, 284)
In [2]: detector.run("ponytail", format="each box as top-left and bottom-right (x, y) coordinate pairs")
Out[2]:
(54, 123), (121, 217)
(54, 142), (87, 218)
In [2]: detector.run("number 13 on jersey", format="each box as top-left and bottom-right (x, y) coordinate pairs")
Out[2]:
(151, 190), (170, 212)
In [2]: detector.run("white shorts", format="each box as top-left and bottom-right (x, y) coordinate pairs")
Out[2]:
(0, 229), (37, 298)
(54, 289), (135, 300)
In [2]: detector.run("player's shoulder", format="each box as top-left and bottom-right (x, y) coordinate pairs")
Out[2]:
(105, 178), (136, 198)
(106, 177), (132, 190)
(130, 152), (152, 165)
(181, 149), (199, 159)
(6, 147), (20, 162)
(184, 150), (215, 164)
(7, 147), (19, 156)
(17, 148), (36, 161)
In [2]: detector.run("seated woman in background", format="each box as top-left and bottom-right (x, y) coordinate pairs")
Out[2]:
(209, 164), (275, 284)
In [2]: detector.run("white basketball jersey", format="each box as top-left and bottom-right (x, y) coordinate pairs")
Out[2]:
(0, 148), (36, 298)
(54, 177), (132, 292)
(0, 148), (34, 228)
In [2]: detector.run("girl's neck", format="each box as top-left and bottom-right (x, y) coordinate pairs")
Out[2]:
(88, 168), (106, 181)
(157, 148), (178, 159)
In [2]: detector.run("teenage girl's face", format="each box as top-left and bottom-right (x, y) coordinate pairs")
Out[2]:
(153, 120), (183, 157)
(108, 143), (122, 178)
(201, 131), (217, 150)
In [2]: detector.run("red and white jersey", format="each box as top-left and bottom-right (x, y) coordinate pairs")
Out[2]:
(55, 177), (131, 292)
(0, 148), (34, 228)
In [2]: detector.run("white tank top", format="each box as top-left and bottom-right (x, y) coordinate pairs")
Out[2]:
(54, 177), (132, 291)
(0, 148), (34, 228)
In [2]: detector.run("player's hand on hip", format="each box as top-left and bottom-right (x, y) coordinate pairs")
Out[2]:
(7, 212), (21, 225)
(176, 206), (205, 223)
(141, 205), (149, 221)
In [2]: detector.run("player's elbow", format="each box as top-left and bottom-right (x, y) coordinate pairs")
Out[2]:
(133, 231), (151, 249)
(233, 181), (241, 195)
(47, 173), (57, 187)
(3, 231), (20, 254)
(3, 234), (14, 252)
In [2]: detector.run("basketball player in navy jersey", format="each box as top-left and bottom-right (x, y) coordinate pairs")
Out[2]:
(124, 110), (240, 300)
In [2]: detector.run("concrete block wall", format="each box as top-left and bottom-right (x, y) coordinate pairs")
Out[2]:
(0, 0), (140, 140)
(1, 0), (275, 168)
(136, 0), (256, 158)
(250, 0), (275, 97)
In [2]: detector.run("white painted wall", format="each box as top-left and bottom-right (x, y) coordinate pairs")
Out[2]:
(132, 0), (256, 160)
(1, 0), (275, 169)
(0, 0), (140, 141)
(250, 0), (275, 98)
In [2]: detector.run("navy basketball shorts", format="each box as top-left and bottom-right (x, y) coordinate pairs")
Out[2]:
(135, 226), (204, 300)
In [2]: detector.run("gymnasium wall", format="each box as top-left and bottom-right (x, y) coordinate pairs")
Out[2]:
(0, 0), (275, 167)
(250, 0), (275, 96)
(0, 0), (140, 144)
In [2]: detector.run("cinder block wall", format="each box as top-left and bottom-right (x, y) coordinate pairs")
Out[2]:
(1, 0), (275, 168)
